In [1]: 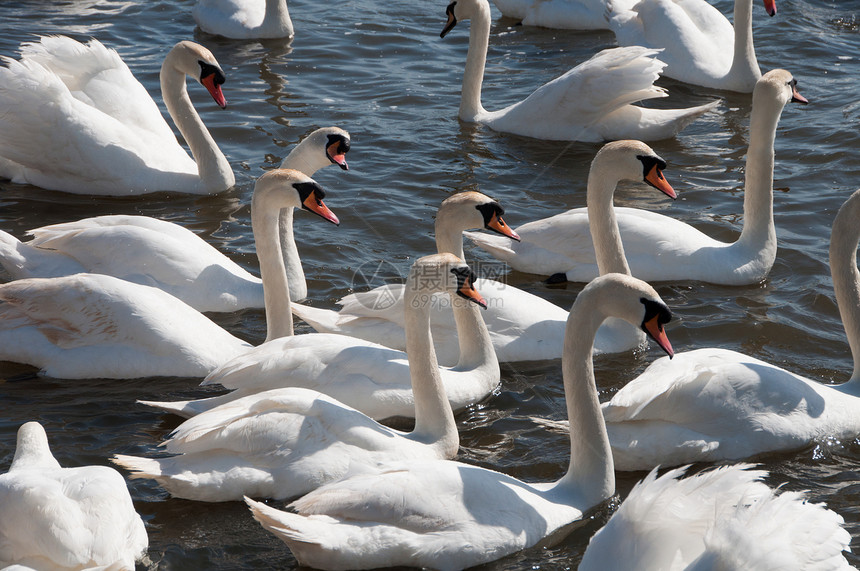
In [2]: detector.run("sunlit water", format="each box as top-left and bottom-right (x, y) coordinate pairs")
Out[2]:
(1, 0), (860, 568)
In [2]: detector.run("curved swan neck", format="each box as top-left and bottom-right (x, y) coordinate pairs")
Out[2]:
(434, 216), (467, 259)
(735, 89), (780, 257)
(727, 0), (761, 86)
(555, 290), (614, 505)
(830, 192), (860, 385)
(160, 56), (233, 192)
(252, 188), (295, 342)
(587, 162), (631, 276)
(404, 286), (458, 455)
(262, 0), (293, 36)
(277, 208), (307, 302)
(451, 294), (497, 372)
(459, 5), (491, 121)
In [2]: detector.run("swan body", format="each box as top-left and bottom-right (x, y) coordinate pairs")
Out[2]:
(491, 0), (634, 30)
(441, 0), (718, 142)
(603, 184), (860, 471)
(579, 464), (852, 570)
(294, 142), (675, 364)
(466, 69), (807, 285)
(608, 0), (775, 92)
(0, 422), (148, 570)
(0, 36), (233, 195)
(113, 254), (486, 501)
(193, 0), (294, 39)
(139, 252), (498, 420)
(0, 127), (350, 310)
(243, 272), (674, 570)
(0, 170), (339, 378)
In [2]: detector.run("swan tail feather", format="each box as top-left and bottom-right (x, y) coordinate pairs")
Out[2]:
(291, 303), (345, 334)
(245, 497), (322, 546)
(136, 394), (230, 418)
(111, 454), (164, 479)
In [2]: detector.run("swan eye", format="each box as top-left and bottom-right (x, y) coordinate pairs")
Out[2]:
(475, 202), (504, 226)
(450, 266), (475, 289)
(293, 181), (326, 203)
(326, 133), (351, 155)
(640, 297), (672, 328)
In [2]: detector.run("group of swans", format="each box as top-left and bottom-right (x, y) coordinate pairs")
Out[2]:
(0, 422), (148, 570)
(243, 272), (674, 569)
(0, 37), (234, 195)
(441, 0), (719, 142)
(114, 253), (488, 501)
(467, 69), (808, 285)
(0, 169), (339, 379)
(491, 0), (773, 93)
(0, 126), (350, 311)
(292, 140), (676, 364)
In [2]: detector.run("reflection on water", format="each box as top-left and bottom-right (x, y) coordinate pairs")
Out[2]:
(0, 0), (860, 568)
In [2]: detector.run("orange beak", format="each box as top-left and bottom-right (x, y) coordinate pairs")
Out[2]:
(645, 164), (676, 199)
(487, 213), (520, 241)
(642, 314), (674, 358)
(458, 280), (487, 309)
(791, 84), (808, 105)
(327, 141), (349, 171)
(762, 0), (776, 16)
(201, 74), (227, 109)
(302, 194), (340, 226)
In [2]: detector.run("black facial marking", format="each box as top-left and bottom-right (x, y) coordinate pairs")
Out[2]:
(639, 297), (672, 332)
(636, 154), (667, 185)
(450, 266), (477, 299)
(325, 133), (351, 160)
(441, 2), (458, 38)
(293, 181), (326, 207)
(475, 202), (505, 229)
(199, 61), (226, 85)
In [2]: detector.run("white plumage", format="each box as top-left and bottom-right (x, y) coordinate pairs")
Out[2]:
(193, 0), (294, 39)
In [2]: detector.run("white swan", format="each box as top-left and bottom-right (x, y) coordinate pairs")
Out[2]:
(0, 127), (350, 310)
(440, 0), (718, 142)
(608, 0), (776, 92)
(466, 69), (807, 286)
(113, 253), (487, 502)
(293, 141), (675, 364)
(603, 185), (860, 471)
(138, 244), (498, 419)
(193, 0), (294, 39)
(579, 464), (852, 570)
(491, 0), (633, 30)
(0, 36), (233, 195)
(243, 272), (674, 570)
(0, 169), (338, 378)
(0, 422), (148, 570)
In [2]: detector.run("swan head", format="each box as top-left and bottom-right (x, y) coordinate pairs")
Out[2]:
(437, 191), (520, 241)
(591, 140), (676, 200)
(168, 41), (228, 109)
(281, 127), (351, 173)
(577, 273), (674, 358)
(440, 0), (489, 37)
(754, 70), (809, 110)
(408, 253), (487, 309)
(254, 169), (340, 226)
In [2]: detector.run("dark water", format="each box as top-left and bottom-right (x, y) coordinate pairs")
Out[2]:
(1, 0), (860, 568)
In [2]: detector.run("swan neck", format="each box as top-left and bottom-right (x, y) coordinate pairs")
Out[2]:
(11, 424), (61, 471)
(252, 191), (295, 342)
(830, 195), (860, 385)
(459, 8), (491, 120)
(587, 166), (630, 276)
(451, 292), (497, 372)
(278, 208), (307, 302)
(736, 92), (780, 255)
(434, 216), (467, 259)
(160, 61), (233, 192)
(281, 141), (325, 177)
(404, 287), (458, 455)
(728, 0), (760, 83)
(264, 0), (292, 27)
(555, 294), (614, 505)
